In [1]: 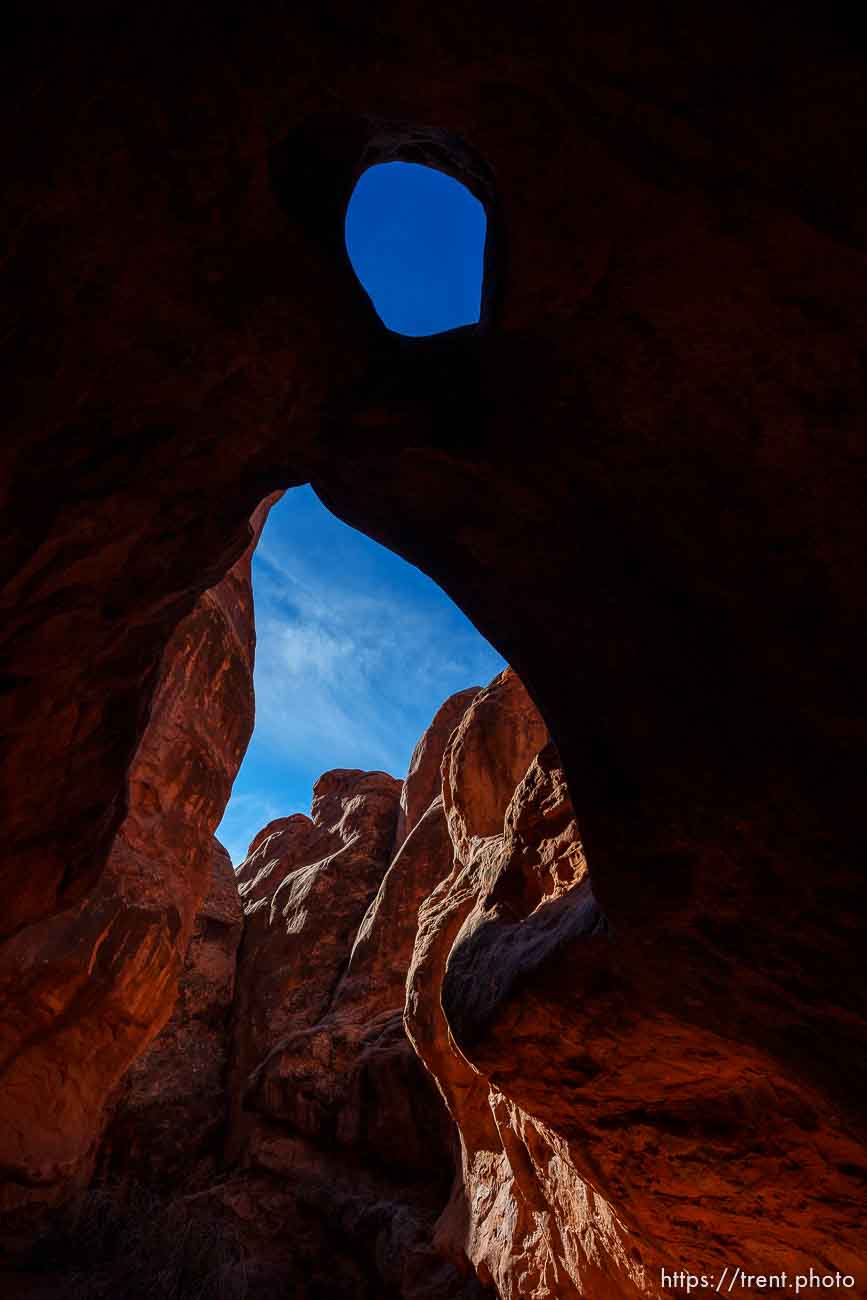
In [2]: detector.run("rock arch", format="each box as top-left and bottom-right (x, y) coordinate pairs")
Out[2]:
(1, 2), (865, 1289)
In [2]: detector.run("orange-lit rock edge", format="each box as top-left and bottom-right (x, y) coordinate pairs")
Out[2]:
(0, 498), (276, 1240)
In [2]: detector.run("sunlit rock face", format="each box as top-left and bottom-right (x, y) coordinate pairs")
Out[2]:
(97, 839), (243, 1189)
(0, 500), (273, 1243)
(229, 765), (404, 1141)
(19, 669), (863, 1298)
(220, 704), (493, 1299)
(407, 674), (866, 1296)
(395, 686), (481, 851)
(402, 671), (633, 1300)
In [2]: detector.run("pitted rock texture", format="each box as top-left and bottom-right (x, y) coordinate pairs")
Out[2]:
(97, 838), (243, 1189)
(0, 500), (273, 1241)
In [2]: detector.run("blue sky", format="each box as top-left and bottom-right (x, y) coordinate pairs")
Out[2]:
(217, 164), (499, 863)
(216, 488), (506, 863)
(344, 161), (486, 335)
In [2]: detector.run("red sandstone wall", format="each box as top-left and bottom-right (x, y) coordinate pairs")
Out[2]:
(0, 500), (273, 1239)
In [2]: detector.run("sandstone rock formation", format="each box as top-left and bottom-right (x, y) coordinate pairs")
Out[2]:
(395, 686), (480, 850)
(221, 708), (493, 1299)
(7, 666), (861, 1298)
(229, 766), (403, 1133)
(408, 676), (866, 1297)
(0, 499), (274, 1242)
(97, 838), (243, 1189)
(402, 672), (632, 1299)
(2, 2), (866, 1295)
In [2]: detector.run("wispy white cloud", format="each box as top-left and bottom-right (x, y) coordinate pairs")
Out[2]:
(250, 544), (498, 773)
(218, 490), (506, 863)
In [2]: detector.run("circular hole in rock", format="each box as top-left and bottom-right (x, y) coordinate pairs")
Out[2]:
(345, 161), (486, 337)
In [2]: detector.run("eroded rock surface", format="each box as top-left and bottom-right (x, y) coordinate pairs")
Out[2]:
(0, 500), (273, 1241)
(220, 698), (495, 1299)
(408, 683), (866, 1298)
(10, 666), (864, 1298)
(230, 767), (402, 1123)
(97, 838), (243, 1189)
(396, 686), (480, 851)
